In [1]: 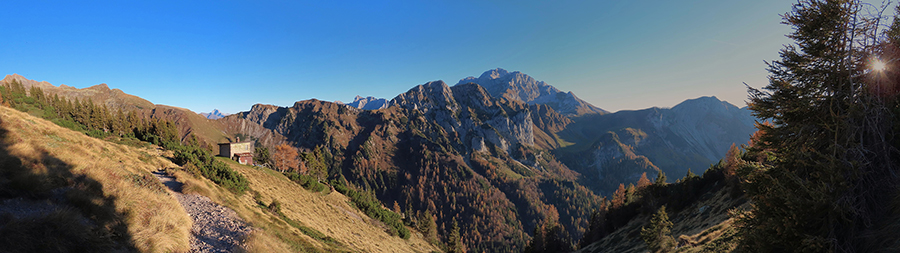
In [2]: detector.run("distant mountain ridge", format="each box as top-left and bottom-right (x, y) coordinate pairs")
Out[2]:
(200, 109), (229, 119)
(456, 68), (608, 116)
(556, 96), (756, 193)
(0, 74), (285, 147)
(346, 95), (388, 110)
(2, 73), (155, 111)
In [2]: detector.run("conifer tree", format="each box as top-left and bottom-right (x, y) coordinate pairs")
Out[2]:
(625, 184), (637, 205)
(417, 210), (438, 244)
(447, 218), (465, 253)
(653, 171), (666, 185)
(741, 0), (900, 251)
(636, 172), (651, 189)
(611, 183), (626, 209)
(641, 205), (675, 253)
(525, 221), (574, 253)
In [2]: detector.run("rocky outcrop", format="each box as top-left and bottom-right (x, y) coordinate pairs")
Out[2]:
(583, 131), (660, 194)
(389, 81), (536, 153)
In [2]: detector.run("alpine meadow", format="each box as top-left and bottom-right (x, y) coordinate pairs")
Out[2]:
(3, 0), (900, 252)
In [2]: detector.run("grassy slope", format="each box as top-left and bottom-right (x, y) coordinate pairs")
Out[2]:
(152, 105), (231, 143)
(577, 186), (747, 253)
(0, 105), (192, 252)
(209, 157), (439, 253)
(0, 105), (437, 253)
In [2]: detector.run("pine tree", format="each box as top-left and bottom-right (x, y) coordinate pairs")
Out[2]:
(653, 171), (666, 186)
(253, 146), (271, 166)
(417, 210), (438, 244)
(525, 221), (574, 253)
(740, 0), (900, 251)
(447, 218), (465, 253)
(641, 205), (675, 253)
(625, 184), (637, 205)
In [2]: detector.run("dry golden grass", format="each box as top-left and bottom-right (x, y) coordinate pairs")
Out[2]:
(0, 106), (192, 252)
(238, 231), (295, 253)
(181, 157), (440, 253)
(577, 187), (747, 253)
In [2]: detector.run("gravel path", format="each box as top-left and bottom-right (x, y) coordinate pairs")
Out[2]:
(152, 171), (252, 253)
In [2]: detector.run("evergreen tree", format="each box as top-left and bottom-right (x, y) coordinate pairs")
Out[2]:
(524, 221), (574, 253)
(254, 146), (270, 166)
(447, 218), (466, 253)
(625, 184), (637, 205)
(653, 171), (666, 185)
(417, 210), (438, 244)
(741, 0), (900, 251)
(640, 205), (675, 253)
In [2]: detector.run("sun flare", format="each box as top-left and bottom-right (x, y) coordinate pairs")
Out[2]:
(873, 59), (887, 72)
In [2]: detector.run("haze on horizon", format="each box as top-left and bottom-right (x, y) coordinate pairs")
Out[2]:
(3, 1), (888, 114)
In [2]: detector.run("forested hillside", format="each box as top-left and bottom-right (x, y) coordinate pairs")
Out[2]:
(234, 81), (605, 252)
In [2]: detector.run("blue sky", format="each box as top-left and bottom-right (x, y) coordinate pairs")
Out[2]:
(2, 1), (886, 114)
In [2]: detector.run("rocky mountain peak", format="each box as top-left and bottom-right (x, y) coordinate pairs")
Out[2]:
(200, 109), (229, 120)
(481, 68), (511, 79)
(389, 80), (457, 113)
(347, 95), (388, 110)
(455, 69), (606, 116)
(3, 73), (55, 90)
(88, 83), (110, 91)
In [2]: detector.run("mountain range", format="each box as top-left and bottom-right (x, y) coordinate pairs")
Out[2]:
(1, 69), (757, 252)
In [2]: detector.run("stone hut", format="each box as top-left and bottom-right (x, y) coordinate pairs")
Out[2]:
(218, 138), (254, 165)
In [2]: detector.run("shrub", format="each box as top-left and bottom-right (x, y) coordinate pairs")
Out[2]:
(286, 173), (328, 192)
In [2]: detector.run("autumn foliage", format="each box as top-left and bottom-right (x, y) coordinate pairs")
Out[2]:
(273, 143), (300, 173)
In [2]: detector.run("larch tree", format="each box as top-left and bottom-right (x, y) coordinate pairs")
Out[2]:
(611, 183), (626, 209)
(636, 172), (651, 189)
(272, 143), (299, 173)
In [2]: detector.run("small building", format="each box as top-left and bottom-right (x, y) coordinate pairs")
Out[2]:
(233, 152), (253, 165)
(218, 139), (254, 165)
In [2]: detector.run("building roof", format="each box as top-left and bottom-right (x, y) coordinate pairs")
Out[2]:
(233, 152), (253, 157)
(218, 141), (254, 146)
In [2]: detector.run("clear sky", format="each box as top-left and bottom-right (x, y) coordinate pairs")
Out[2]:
(1, 1), (890, 114)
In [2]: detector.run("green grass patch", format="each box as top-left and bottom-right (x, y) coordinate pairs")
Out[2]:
(286, 173), (329, 193)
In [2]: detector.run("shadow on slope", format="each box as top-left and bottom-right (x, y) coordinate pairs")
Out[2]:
(0, 117), (134, 252)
